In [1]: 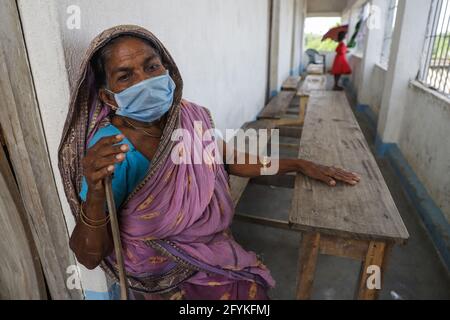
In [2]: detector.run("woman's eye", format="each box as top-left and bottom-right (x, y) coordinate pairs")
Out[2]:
(118, 75), (129, 82)
(146, 64), (159, 72)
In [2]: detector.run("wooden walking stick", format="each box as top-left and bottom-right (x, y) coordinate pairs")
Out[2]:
(104, 175), (129, 300)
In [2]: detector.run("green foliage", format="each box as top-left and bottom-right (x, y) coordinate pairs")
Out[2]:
(305, 33), (338, 52)
(432, 34), (450, 59)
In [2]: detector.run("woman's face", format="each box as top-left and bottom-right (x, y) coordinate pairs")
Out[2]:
(100, 37), (167, 108)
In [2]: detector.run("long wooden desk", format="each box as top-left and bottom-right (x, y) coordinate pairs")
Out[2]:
(290, 91), (409, 299)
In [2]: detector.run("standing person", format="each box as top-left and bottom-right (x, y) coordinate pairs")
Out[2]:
(58, 25), (360, 300)
(331, 31), (352, 91)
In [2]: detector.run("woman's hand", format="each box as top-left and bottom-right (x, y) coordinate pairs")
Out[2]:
(82, 134), (129, 195)
(297, 160), (361, 187)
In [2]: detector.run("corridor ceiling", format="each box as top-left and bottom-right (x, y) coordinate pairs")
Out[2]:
(307, 0), (352, 16)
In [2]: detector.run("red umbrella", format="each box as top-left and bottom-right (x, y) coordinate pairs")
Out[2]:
(322, 25), (349, 42)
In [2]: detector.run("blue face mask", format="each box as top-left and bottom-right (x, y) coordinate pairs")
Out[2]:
(106, 71), (176, 123)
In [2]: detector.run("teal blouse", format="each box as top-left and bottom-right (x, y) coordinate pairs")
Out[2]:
(79, 124), (150, 209)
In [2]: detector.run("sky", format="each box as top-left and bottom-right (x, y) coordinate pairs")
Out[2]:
(304, 17), (342, 35)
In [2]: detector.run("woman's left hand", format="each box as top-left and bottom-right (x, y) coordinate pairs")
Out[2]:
(298, 160), (361, 187)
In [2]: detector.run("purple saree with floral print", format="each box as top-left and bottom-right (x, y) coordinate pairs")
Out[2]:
(58, 25), (274, 300)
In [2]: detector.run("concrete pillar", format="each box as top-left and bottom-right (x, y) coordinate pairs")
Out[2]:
(269, 0), (281, 97)
(290, 0), (307, 76)
(357, 0), (389, 105)
(376, 0), (433, 153)
(269, 0), (306, 97)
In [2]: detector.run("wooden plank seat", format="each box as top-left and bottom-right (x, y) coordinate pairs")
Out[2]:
(306, 63), (325, 75)
(229, 81), (310, 207)
(281, 76), (301, 91)
(228, 119), (277, 207)
(257, 75), (321, 129)
(257, 91), (296, 120)
(228, 118), (306, 208)
(297, 75), (327, 98)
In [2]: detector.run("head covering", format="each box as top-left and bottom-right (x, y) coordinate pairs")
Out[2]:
(58, 25), (183, 221)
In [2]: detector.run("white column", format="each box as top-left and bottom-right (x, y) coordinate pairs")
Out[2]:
(269, 0), (281, 97)
(377, 0), (433, 146)
(290, 0), (306, 76)
(294, 0), (307, 75)
(357, 0), (389, 105)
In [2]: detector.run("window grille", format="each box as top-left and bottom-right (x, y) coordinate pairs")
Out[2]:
(420, 0), (450, 97)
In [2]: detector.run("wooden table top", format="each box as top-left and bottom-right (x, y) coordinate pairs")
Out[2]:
(282, 76), (301, 91)
(258, 91), (296, 120)
(297, 75), (327, 97)
(289, 91), (409, 244)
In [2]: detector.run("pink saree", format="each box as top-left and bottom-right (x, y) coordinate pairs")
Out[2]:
(58, 25), (274, 300)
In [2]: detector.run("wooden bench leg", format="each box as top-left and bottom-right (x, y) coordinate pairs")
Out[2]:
(356, 241), (388, 300)
(296, 232), (320, 299)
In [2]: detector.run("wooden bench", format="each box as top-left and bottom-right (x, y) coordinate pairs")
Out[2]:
(231, 75), (309, 211)
(291, 91), (409, 300)
(231, 90), (409, 300)
(306, 64), (325, 75)
(297, 75), (327, 98)
(228, 119), (277, 207)
(230, 78), (307, 208)
(281, 76), (301, 91)
(256, 77), (313, 130)
(257, 91), (296, 120)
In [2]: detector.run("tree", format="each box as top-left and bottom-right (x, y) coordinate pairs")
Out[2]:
(305, 33), (338, 52)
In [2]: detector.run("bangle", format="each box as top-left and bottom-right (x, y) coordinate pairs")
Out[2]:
(80, 212), (110, 229)
(81, 204), (110, 223)
(80, 205), (110, 228)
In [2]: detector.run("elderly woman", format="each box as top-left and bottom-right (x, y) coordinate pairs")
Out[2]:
(58, 25), (360, 300)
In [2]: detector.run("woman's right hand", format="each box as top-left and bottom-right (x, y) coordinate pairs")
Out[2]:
(82, 134), (129, 196)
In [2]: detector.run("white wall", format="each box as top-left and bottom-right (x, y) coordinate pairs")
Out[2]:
(399, 83), (450, 221)
(378, 0), (432, 144)
(352, 61), (388, 116)
(292, 0), (307, 75)
(18, 0), (272, 298)
(56, 0), (271, 133)
(277, 0), (295, 87)
(357, 0), (389, 108)
(366, 64), (386, 115)
(348, 55), (363, 94)
(270, 0), (306, 95)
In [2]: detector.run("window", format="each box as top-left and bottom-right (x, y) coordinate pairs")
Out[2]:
(419, 0), (450, 97)
(380, 0), (399, 66)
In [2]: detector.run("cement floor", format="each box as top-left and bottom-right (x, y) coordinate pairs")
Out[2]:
(231, 78), (450, 300)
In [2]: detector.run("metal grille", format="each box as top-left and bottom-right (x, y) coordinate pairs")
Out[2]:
(380, 0), (399, 66)
(420, 0), (450, 96)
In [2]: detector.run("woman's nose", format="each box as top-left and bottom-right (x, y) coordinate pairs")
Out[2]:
(135, 70), (151, 83)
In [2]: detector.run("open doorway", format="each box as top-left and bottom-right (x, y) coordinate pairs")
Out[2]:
(304, 16), (342, 72)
